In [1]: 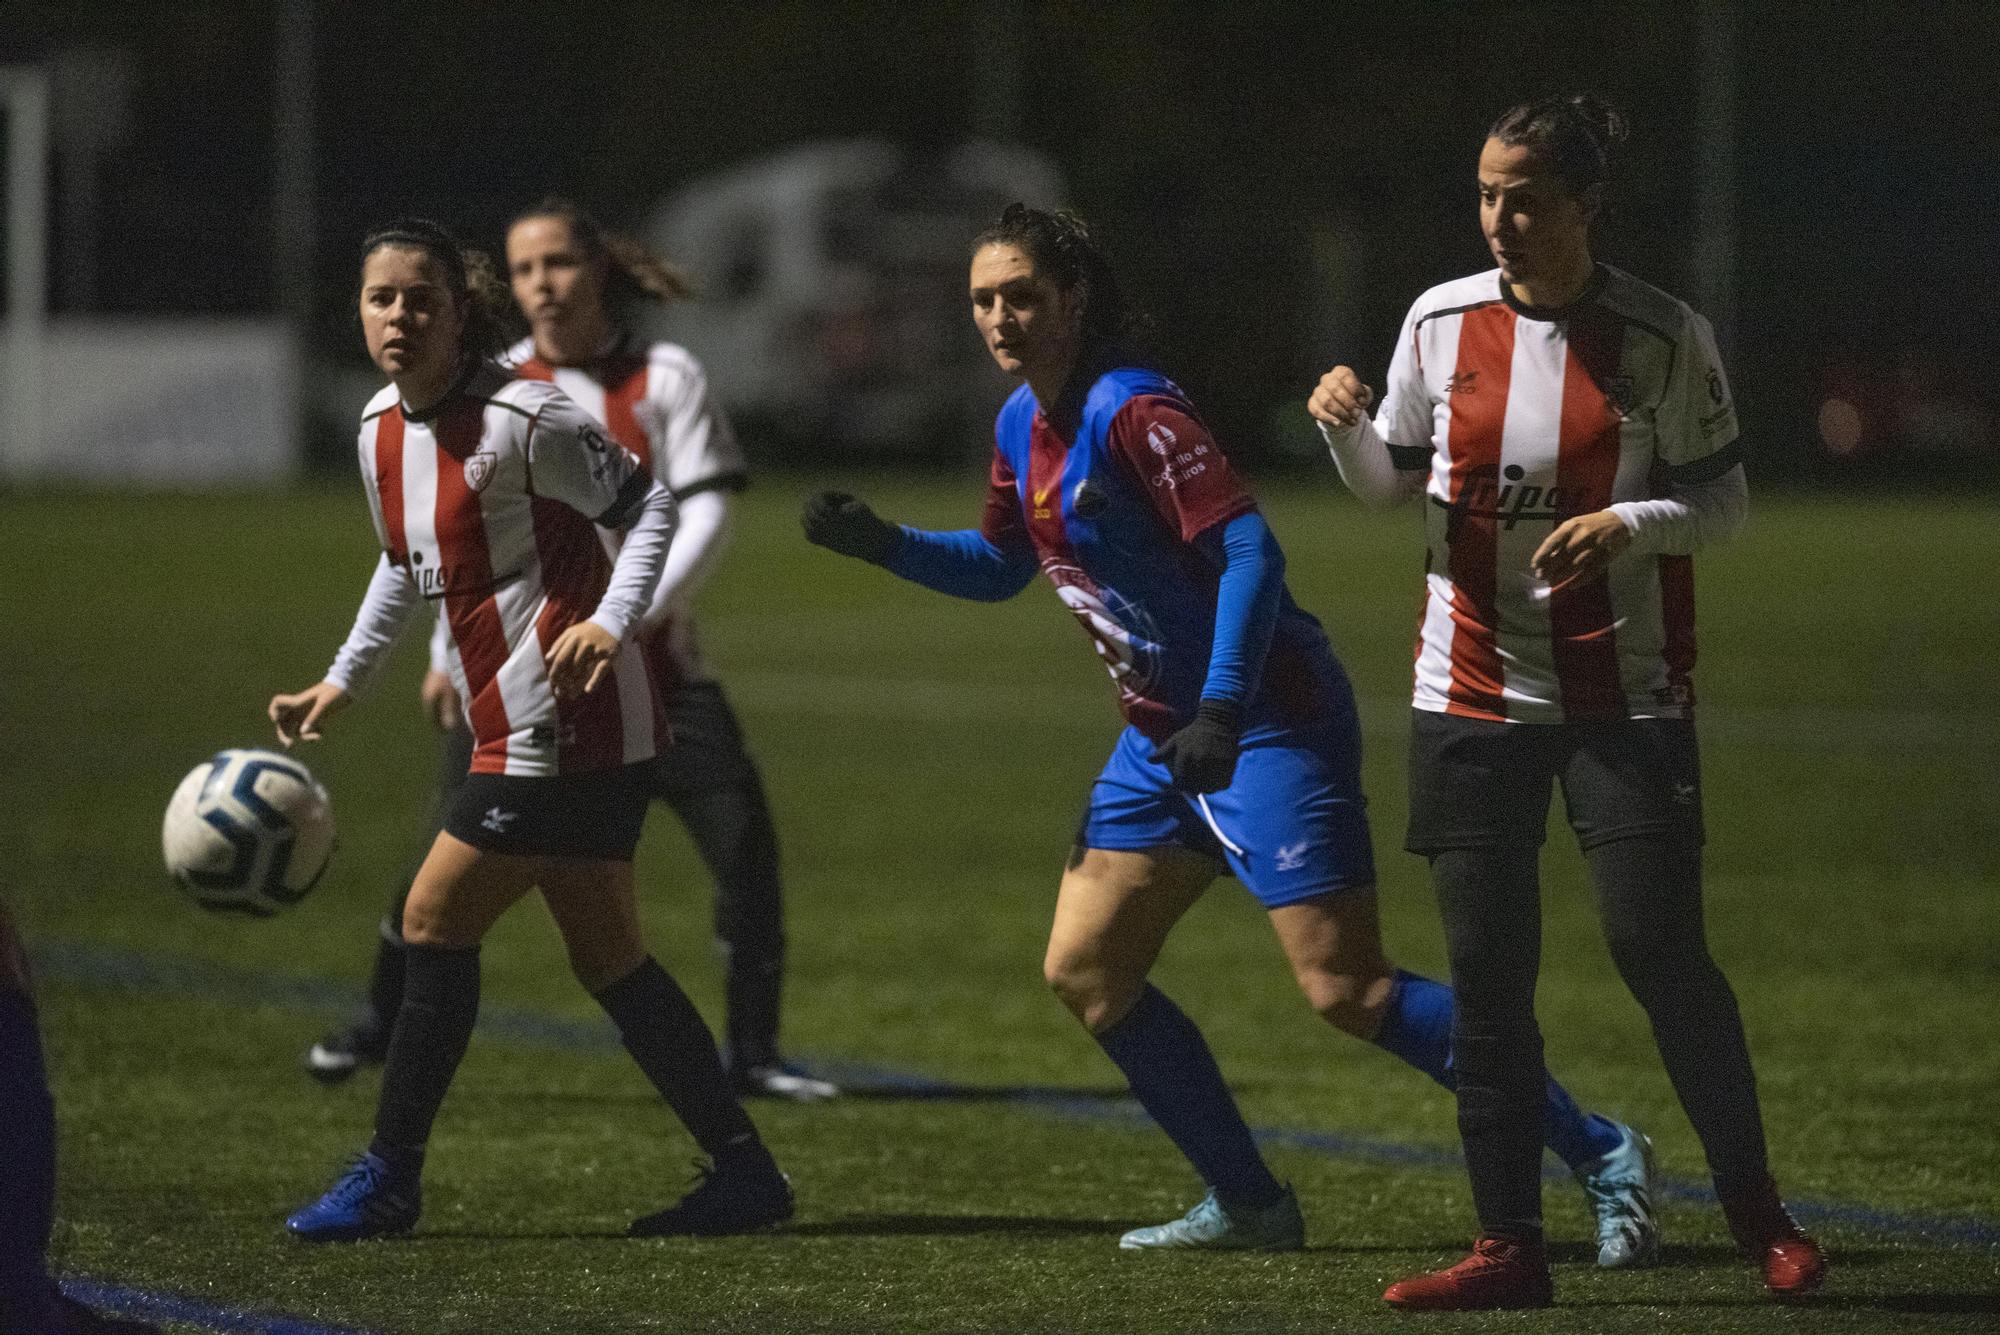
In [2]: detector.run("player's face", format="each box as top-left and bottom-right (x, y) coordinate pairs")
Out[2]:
(969, 242), (1083, 383)
(358, 245), (465, 385)
(507, 215), (605, 332)
(1478, 138), (1598, 289)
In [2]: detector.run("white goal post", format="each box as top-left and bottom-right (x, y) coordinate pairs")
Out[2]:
(2, 64), (50, 465)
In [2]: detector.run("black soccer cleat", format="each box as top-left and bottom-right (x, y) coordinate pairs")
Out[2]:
(304, 1020), (391, 1085)
(628, 1159), (795, 1237)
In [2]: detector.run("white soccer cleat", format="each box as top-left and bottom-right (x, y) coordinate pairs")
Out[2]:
(1576, 1122), (1660, 1268)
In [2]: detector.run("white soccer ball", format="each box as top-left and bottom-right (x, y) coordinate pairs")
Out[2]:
(162, 748), (335, 916)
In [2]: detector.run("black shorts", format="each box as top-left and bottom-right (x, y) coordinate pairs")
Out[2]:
(647, 679), (760, 797)
(442, 763), (650, 860)
(1405, 708), (1704, 855)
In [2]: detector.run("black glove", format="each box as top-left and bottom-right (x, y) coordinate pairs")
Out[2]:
(801, 490), (899, 564)
(1151, 698), (1244, 794)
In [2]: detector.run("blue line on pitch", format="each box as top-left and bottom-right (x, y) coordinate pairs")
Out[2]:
(58, 1278), (378, 1335)
(33, 939), (2000, 1255)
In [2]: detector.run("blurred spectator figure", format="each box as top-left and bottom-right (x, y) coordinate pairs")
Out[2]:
(643, 140), (1063, 459)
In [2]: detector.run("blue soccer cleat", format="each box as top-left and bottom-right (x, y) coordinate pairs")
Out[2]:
(1118, 1185), (1305, 1251)
(1575, 1122), (1660, 1268)
(285, 1152), (421, 1243)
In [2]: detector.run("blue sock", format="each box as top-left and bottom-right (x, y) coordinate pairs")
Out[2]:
(1094, 984), (1283, 1208)
(1371, 969), (1623, 1171)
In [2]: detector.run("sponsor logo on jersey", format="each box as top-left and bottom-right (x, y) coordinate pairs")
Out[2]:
(464, 450), (497, 492)
(1440, 466), (1579, 528)
(1445, 370), (1480, 396)
(1146, 422), (1177, 455)
(1151, 439), (1212, 490)
(1031, 482), (1056, 520)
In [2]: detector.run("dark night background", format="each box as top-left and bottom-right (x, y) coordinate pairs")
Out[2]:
(4, 0), (1996, 484)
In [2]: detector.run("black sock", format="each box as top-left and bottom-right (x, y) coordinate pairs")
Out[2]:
(1431, 848), (1548, 1242)
(721, 945), (783, 1072)
(593, 957), (769, 1168)
(0, 990), (57, 1300)
(365, 913), (408, 1036)
(370, 942), (481, 1168)
(1587, 835), (1771, 1190)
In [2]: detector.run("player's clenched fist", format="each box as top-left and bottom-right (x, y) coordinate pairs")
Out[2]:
(801, 490), (900, 564)
(1308, 366), (1374, 430)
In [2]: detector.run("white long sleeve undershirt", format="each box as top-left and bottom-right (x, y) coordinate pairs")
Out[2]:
(586, 477), (677, 642)
(325, 553), (424, 697)
(1609, 464), (1749, 554)
(1319, 415), (1426, 509)
(638, 487), (732, 634)
(1323, 414), (1749, 554)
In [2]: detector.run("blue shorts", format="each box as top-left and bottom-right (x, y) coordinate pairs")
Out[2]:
(1077, 721), (1377, 908)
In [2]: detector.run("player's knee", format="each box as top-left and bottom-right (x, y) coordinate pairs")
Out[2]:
(1296, 965), (1393, 1038)
(1043, 954), (1135, 1032)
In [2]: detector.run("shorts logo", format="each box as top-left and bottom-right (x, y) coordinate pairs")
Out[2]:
(463, 451), (497, 492)
(481, 806), (518, 833)
(1273, 841), (1311, 873)
(1672, 782), (1698, 805)
(1445, 371), (1479, 396)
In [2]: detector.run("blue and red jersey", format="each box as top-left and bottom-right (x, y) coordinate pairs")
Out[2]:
(975, 365), (1342, 742)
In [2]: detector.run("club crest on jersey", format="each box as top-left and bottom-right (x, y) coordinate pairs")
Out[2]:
(463, 450), (497, 492)
(1146, 422), (1177, 455)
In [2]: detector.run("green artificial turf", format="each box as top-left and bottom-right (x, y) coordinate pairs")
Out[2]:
(2, 478), (1995, 1333)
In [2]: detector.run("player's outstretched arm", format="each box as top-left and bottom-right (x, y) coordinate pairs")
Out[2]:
(802, 489), (1037, 602)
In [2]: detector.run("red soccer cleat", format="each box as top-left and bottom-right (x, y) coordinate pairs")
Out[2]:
(1382, 1235), (1554, 1311)
(1719, 1177), (1827, 1298)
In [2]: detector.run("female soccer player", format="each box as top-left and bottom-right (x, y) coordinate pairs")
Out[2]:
(1311, 95), (1825, 1308)
(269, 219), (792, 1242)
(804, 203), (1650, 1254)
(306, 199), (834, 1102)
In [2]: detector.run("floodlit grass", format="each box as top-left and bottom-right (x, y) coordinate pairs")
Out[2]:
(3, 478), (1995, 1333)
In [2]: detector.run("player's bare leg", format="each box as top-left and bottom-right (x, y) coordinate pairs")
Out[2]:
(1046, 847), (1303, 1250)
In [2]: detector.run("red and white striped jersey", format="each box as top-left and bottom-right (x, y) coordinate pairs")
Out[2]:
(1373, 266), (1741, 723)
(505, 334), (745, 687)
(351, 361), (669, 776)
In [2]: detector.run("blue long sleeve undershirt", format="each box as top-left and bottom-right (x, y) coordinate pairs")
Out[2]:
(882, 526), (1038, 602)
(1195, 509), (1284, 707)
(880, 509), (1285, 707)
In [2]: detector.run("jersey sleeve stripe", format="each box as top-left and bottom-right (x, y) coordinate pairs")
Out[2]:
(594, 469), (653, 529)
(1666, 439), (1743, 485)
(672, 470), (749, 501)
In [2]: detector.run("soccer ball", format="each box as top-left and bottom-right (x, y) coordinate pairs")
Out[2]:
(162, 748), (335, 915)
